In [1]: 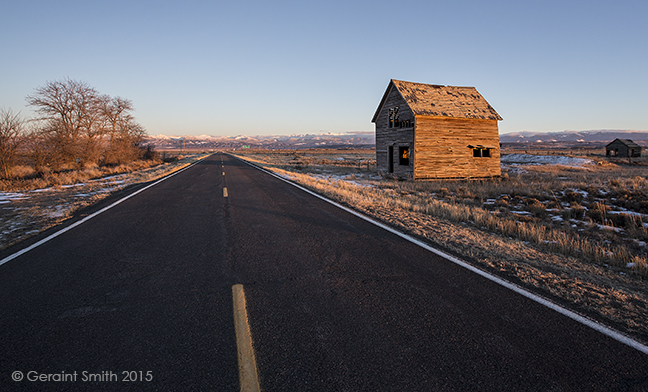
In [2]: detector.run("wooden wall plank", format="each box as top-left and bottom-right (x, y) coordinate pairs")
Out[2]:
(413, 117), (501, 179)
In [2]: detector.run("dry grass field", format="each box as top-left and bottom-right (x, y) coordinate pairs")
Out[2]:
(231, 148), (648, 344)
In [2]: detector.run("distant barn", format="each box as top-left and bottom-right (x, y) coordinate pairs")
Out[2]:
(606, 138), (641, 158)
(372, 79), (502, 179)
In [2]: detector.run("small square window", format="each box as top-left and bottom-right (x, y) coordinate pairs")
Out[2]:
(472, 148), (492, 158)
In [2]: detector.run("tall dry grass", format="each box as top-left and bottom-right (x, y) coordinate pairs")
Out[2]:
(0, 159), (163, 192)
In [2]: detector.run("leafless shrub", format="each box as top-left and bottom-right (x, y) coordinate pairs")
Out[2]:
(140, 144), (159, 161)
(437, 187), (450, 198)
(0, 109), (26, 179)
(570, 203), (586, 220)
(588, 202), (610, 225)
(563, 190), (583, 203)
(495, 196), (509, 207)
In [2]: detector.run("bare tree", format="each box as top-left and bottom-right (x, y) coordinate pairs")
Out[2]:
(23, 125), (53, 175)
(98, 96), (146, 165)
(0, 109), (26, 179)
(24, 79), (147, 170)
(26, 79), (104, 167)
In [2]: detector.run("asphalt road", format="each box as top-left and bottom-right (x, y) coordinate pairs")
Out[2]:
(1, 153), (647, 391)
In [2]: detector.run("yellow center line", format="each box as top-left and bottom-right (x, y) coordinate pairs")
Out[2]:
(232, 284), (261, 392)
(223, 187), (228, 197)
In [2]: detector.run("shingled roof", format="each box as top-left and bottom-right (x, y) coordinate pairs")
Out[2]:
(372, 79), (502, 122)
(607, 138), (641, 148)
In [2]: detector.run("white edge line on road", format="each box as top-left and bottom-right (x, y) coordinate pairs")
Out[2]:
(232, 154), (648, 356)
(0, 159), (205, 268)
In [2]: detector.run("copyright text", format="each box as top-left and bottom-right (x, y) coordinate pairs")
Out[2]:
(11, 370), (153, 382)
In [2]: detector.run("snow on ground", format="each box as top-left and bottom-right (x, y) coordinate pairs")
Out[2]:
(46, 205), (72, 218)
(597, 224), (625, 233)
(501, 154), (595, 167)
(609, 210), (648, 218)
(0, 193), (28, 202)
(1, 176), (133, 246)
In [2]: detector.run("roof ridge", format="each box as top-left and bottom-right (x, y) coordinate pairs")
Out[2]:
(389, 80), (502, 121)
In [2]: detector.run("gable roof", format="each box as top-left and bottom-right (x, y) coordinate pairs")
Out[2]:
(607, 138), (641, 148)
(372, 79), (502, 122)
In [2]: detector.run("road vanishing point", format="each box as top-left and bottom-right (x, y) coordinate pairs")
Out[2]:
(1, 153), (647, 391)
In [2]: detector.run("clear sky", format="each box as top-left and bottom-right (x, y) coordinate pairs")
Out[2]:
(1, 0), (646, 136)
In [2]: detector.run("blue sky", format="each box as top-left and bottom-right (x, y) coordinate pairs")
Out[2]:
(1, 0), (646, 136)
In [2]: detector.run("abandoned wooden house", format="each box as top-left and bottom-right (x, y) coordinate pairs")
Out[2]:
(372, 79), (503, 179)
(606, 138), (642, 158)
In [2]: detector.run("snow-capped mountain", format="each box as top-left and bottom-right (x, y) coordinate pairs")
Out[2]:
(500, 130), (648, 143)
(143, 131), (375, 150)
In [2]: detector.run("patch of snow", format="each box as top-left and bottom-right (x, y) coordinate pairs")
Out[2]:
(0, 192), (28, 202)
(503, 166), (528, 174)
(47, 205), (70, 218)
(609, 210), (648, 218)
(597, 224), (624, 233)
(501, 154), (595, 167)
(571, 189), (589, 198)
(345, 180), (373, 188)
(98, 187), (119, 193)
(96, 175), (120, 181)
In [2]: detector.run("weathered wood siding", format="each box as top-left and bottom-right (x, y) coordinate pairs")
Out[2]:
(606, 140), (641, 158)
(375, 86), (416, 177)
(413, 117), (501, 179)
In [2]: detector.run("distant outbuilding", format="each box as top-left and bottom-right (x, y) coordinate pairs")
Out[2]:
(606, 138), (641, 158)
(372, 79), (502, 179)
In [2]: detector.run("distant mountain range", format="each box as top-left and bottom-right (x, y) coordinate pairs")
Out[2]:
(143, 129), (648, 150)
(143, 131), (375, 150)
(500, 130), (648, 143)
